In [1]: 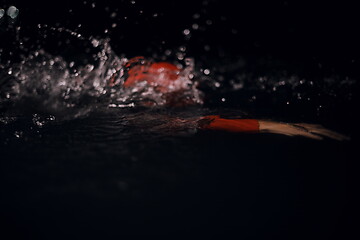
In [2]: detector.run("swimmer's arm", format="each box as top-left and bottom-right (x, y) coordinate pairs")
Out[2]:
(199, 116), (349, 141)
(258, 120), (350, 140)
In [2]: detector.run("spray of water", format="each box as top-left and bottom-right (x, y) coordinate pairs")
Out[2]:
(0, 24), (204, 122)
(0, 3), (356, 130)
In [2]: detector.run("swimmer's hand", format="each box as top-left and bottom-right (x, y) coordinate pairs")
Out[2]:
(259, 121), (350, 141)
(199, 116), (349, 141)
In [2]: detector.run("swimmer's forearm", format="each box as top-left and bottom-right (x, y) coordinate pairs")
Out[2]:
(199, 116), (259, 132)
(199, 116), (349, 141)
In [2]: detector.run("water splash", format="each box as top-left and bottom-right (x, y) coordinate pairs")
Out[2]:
(0, 26), (202, 121)
(0, 3), (357, 128)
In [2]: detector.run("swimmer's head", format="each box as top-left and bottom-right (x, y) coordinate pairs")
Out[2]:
(122, 56), (181, 93)
(109, 56), (203, 107)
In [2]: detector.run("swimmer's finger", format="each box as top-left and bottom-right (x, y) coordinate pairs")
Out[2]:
(293, 123), (350, 141)
(259, 121), (323, 140)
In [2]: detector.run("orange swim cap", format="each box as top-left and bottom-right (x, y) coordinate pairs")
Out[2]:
(123, 57), (180, 93)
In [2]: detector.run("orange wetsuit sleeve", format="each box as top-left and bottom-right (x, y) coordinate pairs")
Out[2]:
(199, 115), (260, 133)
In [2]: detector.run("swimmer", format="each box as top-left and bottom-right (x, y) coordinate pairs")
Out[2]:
(115, 56), (349, 141)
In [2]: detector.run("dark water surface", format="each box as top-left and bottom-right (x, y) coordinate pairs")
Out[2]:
(0, 108), (357, 239)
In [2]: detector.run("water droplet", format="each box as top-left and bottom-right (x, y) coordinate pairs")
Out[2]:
(110, 12), (117, 18)
(183, 29), (191, 36)
(221, 98), (226, 102)
(179, 46), (186, 52)
(0, 9), (5, 19)
(112, 23), (117, 28)
(131, 0), (136, 4)
(91, 39), (100, 47)
(85, 64), (94, 72)
(184, 58), (194, 66)
(176, 52), (184, 60)
(278, 80), (285, 86)
(6, 6), (19, 19)
(193, 13), (200, 19)
(192, 23), (199, 30)
(164, 49), (172, 56)
(203, 69), (210, 75)
(14, 131), (23, 138)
